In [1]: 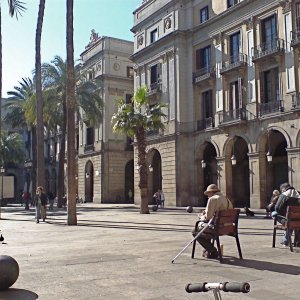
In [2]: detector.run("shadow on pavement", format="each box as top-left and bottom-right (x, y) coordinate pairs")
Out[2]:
(0, 289), (38, 300)
(225, 257), (300, 275)
(46, 219), (191, 232)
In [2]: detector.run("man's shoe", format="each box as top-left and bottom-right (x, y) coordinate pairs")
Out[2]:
(202, 250), (218, 259)
(36, 220), (39, 223)
(280, 241), (289, 247)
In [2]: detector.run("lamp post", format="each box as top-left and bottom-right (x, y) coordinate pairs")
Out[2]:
(0, 166), (5, 219)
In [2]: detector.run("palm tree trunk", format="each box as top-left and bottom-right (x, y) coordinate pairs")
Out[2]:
(35, 0), (46, 189)
(57, 111), (66, 208)
(0, 7), (2, 137)
(66, 0), (77, 225)
(31, 126), (37, 201)
(136, 128), (149, 214)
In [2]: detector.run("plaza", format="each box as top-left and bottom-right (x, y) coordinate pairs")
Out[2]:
(0, 204), (299, 299)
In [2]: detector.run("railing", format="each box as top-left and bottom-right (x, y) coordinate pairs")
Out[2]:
(193, 66), (215, 84)
(84, 144), (95, 152)
(146, 129), (160, 138)
(259, 100), (284, 116)
(220, 54), (248, 74)
(292, 93), (300, 109)
(252, 38), (285, 61)
(291, 30), (300, 47)
(148, 82), (162, 95)
(197, 117), (214, 131)
(219, 107), (247, 124)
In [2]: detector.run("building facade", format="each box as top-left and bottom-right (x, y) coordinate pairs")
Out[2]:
(131, 0), (300, 208)
(77, 33), (134, 203)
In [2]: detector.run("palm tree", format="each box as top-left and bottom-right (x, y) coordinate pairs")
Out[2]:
(41, 55), (103, 207)
(112, 86), (166, 214)
(4, 77), (37, 197)
(66, 0), (76, 225)
(35, 0), (46, 189)
(0, 130), (25, 165)
(0, 0), (25, 135)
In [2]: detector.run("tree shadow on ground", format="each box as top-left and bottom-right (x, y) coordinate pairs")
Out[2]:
(0, 289), (38, 300)
(224, 257), (300, 275)
(46, 219), (191, 232)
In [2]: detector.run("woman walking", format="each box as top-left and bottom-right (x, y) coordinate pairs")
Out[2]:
(35, 186), (47, 223)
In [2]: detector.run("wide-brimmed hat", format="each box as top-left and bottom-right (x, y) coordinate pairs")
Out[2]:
(204, 184), (220, 196)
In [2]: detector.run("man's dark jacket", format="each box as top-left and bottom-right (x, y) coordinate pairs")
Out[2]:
(275, 188), (300, 216)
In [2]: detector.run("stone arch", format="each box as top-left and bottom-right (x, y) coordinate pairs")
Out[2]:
(147, 148), (162, 205)
(224, 135), (250, 207)
(258, 128), (289, 207)
(85, 160), (94, 202)
(124, 159), (134, 203)
(195, 141), (218, 206)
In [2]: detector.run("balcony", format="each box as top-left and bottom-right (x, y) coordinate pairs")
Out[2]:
(292, 93), (300, 109)
(148, 82), (162, 96)
(196, 117), (214, 131)
(146, 129), (160, 139)
(259, 100), (284, 116)
(252, 38), (285, 62)
(193, 66), (216, 84)
(84, 144), (95, 153)
(291, 30), (300, 48)
(220, 54), (248, 75)
(219, 107), (247, 125)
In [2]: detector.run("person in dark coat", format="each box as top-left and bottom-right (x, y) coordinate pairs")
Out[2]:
(272, 182), (300, 246)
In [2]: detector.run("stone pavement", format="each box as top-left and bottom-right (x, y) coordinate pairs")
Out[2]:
(0, 204), (299, 300)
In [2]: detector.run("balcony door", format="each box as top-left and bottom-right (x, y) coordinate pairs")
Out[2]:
(262, 68), (279, 103)
(202, 90), (213, 119)
(230, 32), (240, 62)
(262, 15), (277, 48)
(196, 46), (211, 71)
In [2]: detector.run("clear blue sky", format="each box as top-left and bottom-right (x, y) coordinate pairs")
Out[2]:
(2, 0), (141, 96)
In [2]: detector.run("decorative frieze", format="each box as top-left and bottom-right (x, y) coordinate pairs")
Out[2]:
(244, 16), (256, 31)
(279, 0), (292, 14)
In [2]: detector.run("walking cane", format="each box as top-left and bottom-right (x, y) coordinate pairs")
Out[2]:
(171, 217), (214, 263)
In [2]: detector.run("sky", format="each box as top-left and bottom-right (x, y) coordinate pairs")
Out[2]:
(2, 0), (142, 96)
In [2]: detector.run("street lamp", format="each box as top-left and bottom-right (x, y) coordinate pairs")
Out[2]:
(0, 166), (5, 219)
(201, 160), (206, 169)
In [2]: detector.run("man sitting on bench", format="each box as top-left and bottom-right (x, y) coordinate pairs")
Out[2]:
(192, 184), (233, 259)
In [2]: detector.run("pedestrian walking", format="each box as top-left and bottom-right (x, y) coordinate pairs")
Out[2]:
(34, 186), (47, 223)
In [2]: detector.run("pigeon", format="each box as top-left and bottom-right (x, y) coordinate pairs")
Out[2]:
(0, 234), (4, 242)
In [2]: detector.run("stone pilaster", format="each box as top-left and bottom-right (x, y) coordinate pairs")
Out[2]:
(248, 152), (261, 208)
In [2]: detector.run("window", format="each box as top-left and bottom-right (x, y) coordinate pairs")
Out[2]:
(202, 90), (213, 118)
(196, 46), (211, 70)
(230, 32), (240, 62)
(150, 64), (161, 84)
(127, 66), (134, 78)
(296, 2), (300, 30)
(125, 94), (132, 104)
(150, 29), (158, 43)
(262, 68), (279, 103)
(86, 127), (94, 145)
(200, 6), (209, 23)
(227, 0), (238, 8)
(261, 15), (277, 47)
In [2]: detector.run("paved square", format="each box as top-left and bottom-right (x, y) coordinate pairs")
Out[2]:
(0, 204), (299, 299)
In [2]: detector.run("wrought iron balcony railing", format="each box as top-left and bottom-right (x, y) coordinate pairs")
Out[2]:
(219, 107), (247, 124)
(252, 38), (285, 61)
(148, 82), (162, 95)
(220, 54), (248, 74)
(197, 117), (214, 131)
(291, 30), (300, 47)
(84, 144), (95, 152)
(193, 66), (216, 84)
(292, 93), (300, 109)
(259, 100), (284, 116)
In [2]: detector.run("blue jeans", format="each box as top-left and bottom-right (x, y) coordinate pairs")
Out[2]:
(271, 211), (289, 245)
